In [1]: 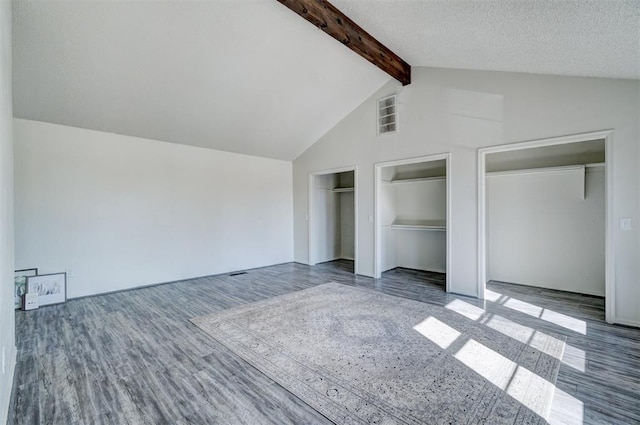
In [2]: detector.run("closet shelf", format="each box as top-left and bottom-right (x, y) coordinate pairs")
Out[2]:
(332, 187), (355, 193)
(386, 176), (445, 185)
(388, 219), (446, 231)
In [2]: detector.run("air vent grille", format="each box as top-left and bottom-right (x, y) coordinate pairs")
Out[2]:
(377, 95), (397, 135)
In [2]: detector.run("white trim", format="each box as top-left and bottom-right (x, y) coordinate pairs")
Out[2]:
(612, 317), (640, 328)
(315, 256), (355, 263)
(308, 165), (359, 274)
(374, 153), (452, 294)
(387, 176), (446, 184)
(478, 130), (612, 155)
(585, 162), (605, 169)
(485, 164), (585, 178)
(477, 130), (615, 322)
(1, 345), (16, 425)
(478, 150), (487, 300)
(374, 165), (382, 277)
(307, 174), (314, 266)
(604, 134), (614, 323)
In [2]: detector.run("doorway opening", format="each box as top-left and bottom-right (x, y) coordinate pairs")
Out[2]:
(374, 154), (451, 291)
(309, 166), (357, 274)
(478, 131), (614, 322)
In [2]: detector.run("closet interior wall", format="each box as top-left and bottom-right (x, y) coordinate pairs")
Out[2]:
(485, 138), (606, 296)
(312, 171), (355, 265)
(487, 165), (605, 296)
(381, 160), (447, 274)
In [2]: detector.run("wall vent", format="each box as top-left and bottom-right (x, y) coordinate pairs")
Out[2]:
(377, 94), (398, 135)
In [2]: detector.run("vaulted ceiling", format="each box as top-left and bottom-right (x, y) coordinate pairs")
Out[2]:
(333, 0), (640, 79)
(12, 1), (639, 161)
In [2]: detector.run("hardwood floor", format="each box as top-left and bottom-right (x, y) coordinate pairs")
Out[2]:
(8, 260), (640, 424)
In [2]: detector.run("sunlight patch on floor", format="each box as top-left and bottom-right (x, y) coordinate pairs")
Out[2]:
(483, 315), (565, 360)
(455, 339), (556, 420)
(484, 289), (504, 302)
(548, 386), (585, 425)
(540, 309), (587, 335)
(447, 298), (564, 355)
(504, 297), (544, 317)
(413, 316), (461, 349)
(445, 299), (486, 320)
(560, 343), (587, 373)
(491, 292), (587, 335)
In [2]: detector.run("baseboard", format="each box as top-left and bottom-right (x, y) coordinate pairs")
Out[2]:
(487, 279), (605, 298)
(316, 257), (353, 264)
(386, 266), (447, 274)
(69, 261), (299, 301)
(1, 345), (16, 425)
(613, 317), (640, 328)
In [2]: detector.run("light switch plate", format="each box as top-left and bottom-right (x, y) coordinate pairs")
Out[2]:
(620, 217), (632, 231)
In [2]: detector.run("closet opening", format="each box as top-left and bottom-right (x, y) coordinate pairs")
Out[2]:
(374, 154), (451, 291)
(308, 167), (357, 274)
(478, 131), (614, 322)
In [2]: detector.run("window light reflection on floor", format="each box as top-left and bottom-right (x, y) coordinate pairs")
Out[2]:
(504, 297), (543, 317)
(484, 289), (504, 303)
(446, 297), (587, 372)
(454, 339), (556, 419)
(413, 313), (586, 424)
(445, 299), (486, 320)
(558, 343), (587, 373)
(548, 386), (585, 425)
(413, 316), (461, 349)
(487, 289), (587, 335)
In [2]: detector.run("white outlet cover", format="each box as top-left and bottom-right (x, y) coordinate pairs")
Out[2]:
(620, 217), (632, 231)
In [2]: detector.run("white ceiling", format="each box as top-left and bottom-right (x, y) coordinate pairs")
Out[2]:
(11, 0), (390, 161)
(333, 0), (640, 80)
(12, 1), (639, 161)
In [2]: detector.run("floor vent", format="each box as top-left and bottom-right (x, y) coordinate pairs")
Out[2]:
(229, 272), (247, 277)
(377, 94), (398, 135)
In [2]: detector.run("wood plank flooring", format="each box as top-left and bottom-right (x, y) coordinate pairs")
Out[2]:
(8, 260), (640, 424)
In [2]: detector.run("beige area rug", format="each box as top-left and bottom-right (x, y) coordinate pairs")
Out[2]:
(191, 283), (565, 424)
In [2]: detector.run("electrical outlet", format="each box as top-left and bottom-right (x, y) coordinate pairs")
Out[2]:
(620, 217), (632, 231)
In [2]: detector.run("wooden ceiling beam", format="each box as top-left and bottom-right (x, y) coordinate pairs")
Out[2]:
(276, 0), (411, 85)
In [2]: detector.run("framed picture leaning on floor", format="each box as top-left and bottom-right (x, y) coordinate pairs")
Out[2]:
(27, 272), (66, 307)
(14, 268), (38, 309)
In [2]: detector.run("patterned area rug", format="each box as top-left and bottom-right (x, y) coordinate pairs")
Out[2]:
(191, 283), (564, 424)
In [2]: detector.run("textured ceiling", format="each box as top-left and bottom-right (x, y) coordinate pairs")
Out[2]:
(12, 1), (639, 162)
(12, 0), (389, 161)
(333, 0), (640, 79)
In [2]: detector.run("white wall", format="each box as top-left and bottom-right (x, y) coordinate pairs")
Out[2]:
(312, 173), (339, 263)
(311, 172), (355, 263)
(293, 67), (640, 326)
(14, 119), (293, 299)
(382, 179), (447, 273)
(0, 1), (15, 422)
(340, 191), (355, 260)
(487, 168), (605, 296)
